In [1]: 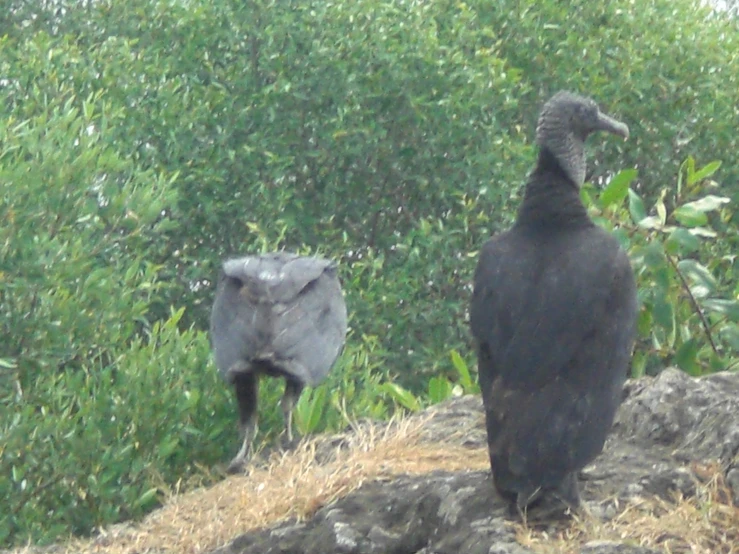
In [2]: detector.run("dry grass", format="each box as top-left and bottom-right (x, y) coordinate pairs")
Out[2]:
(11, 416), (487, 554)
(517, 462), (739, 554)
(9, 417), (738, 554)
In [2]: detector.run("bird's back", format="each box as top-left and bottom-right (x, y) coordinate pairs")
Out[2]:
(470, 223), (636, 494)
(210, 253), (348, 386)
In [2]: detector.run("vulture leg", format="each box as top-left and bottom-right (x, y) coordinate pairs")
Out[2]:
(281, 377), (304, 444)
(515, 485), (543, 516)
(513, 474), (580, 520)
(553, 471), (580, 509)
(227, 371), (259, 474)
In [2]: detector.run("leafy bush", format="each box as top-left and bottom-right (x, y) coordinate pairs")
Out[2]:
(4, 0), (737, 391)
(584, 160), (739, 375)
(0, 312), (228, 545)
(0, 40), (179, 378)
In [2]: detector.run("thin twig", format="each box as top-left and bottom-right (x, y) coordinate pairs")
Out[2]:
(666, 252), (719, 356)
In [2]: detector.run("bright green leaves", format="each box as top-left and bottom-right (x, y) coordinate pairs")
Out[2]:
(678, 156), (722, 197)
(591, 159), (738, 378)
(673, 195), (730, 227)
(700, 300), (739, 323)
(382, 383), (422, 413)
(673, 205), (709, 227)
(427, 376), (455, 405)
(0, 318), (226, 549)
(628, 188), (648, 225)
(449, 349), (477, 394)
(379, 349), (479, 409)
(665, 228), (701, 255)
(599, 169), (638, 210)
(295, 386), (330, 435)
(677, 260), (719, 297)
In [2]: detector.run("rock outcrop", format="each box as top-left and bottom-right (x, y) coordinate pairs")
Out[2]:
(211, 369), (739, 554)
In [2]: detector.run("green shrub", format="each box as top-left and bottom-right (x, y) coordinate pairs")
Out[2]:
(4, 0), (737, 391)
(0, 312), (229, 545)
(584, 160), (739, 375)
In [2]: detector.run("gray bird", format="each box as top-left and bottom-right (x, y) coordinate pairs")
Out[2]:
(469, 91), (637, 514)
(210, 252), (348, 473)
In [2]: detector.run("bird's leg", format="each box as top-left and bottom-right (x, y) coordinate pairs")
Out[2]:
(281, 378), (304, 446)
(515, 485), (543, 518)
(512, 476), (581, 521)
(553, 471), (581, 510)
(227, 372), (259, 474)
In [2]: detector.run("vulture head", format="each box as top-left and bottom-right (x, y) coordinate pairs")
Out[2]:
(536, 91), (630, 187)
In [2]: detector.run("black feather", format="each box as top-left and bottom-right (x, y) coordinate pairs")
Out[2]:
(470, 94), (637, 512)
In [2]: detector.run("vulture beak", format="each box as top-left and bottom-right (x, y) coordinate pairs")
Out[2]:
(596, 112), (630, 140)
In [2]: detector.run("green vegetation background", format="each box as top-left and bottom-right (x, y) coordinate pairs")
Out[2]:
(0, 0), (737, 547)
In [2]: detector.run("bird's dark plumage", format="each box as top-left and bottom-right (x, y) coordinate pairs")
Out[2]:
(470, 91), (636, 514)
(210, 252), (347, 472)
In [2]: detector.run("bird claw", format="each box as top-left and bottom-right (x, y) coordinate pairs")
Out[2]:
(226, 456), (247, 475)
(279, 429), (301, 451)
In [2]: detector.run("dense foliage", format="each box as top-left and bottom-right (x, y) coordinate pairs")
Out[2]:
(0, 0), (737, 547)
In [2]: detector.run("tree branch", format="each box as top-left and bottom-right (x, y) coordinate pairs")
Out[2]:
(666, 252), (719, 356)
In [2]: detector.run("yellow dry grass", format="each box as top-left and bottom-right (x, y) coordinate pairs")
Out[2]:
(517, 462), (739, 554)
(9, 416), (738, 554)
(11, 416), (487, 554)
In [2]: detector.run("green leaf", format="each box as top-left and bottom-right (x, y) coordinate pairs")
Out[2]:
(677, 157), (687, 198)
(665, 228), (700, 254)
(655, 196), (667, 226)
(674, 339), (700, 375)
(308, 386), (329, 432)
(688, 227), (717, 238)
(158, 438), (179, 459)
(719, 324), (739, 350)
(579, 184), (595, 208)
(428, 376), (453, 404)
(135, 487), (159, 509)
(628, 188), (647, 224)
(11, 465), (24, 482)
(677, 260), (718, 293)
(296, 385), (329, 434)
(652, 297), (675, 336)
(680, 155), (696, 187)
(637, 216), (664, 229)
(630, 350), (647, 378)
(672, 205), (709, 227)
(700, 299), (739, 322)
(599, 169), (638, 209)
(382, 382), (421, 412)
(687, 160), (721, 186)
(637, 307), (653, 337)
(449, 349), (474, 392)
(643, 242), (665, 268)
(679, 195), (730, 213)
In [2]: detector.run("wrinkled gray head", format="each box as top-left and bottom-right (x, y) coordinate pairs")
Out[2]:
(536, 91), (629, 187)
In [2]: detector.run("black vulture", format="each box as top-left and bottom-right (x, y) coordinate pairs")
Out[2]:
(210, 252), (348, 473)
(469, 91), (637, 514)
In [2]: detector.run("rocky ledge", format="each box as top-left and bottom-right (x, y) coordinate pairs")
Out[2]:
(211, 369), (739, 554)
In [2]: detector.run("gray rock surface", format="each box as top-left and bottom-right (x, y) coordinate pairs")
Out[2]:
(211, 369), (739, 554)
(579, 541), (660, 554)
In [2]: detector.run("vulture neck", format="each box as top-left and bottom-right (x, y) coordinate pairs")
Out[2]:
(515, 148), (593, 231)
